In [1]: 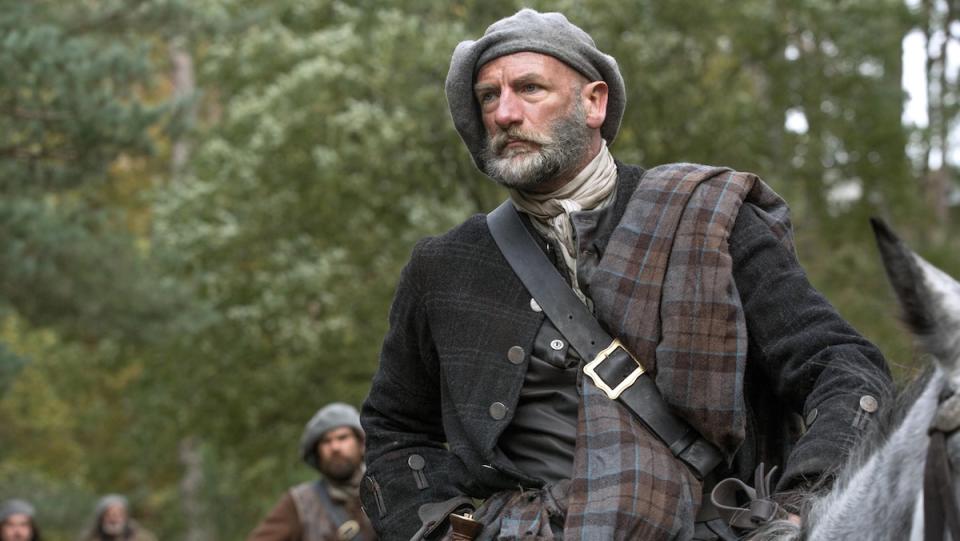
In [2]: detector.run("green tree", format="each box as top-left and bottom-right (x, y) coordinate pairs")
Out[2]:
(149, 3), (487, 534)
(0, 0), (203, 346)
(0, 1), (213, 538)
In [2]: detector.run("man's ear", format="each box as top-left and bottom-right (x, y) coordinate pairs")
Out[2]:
(582, 80), (608, 129)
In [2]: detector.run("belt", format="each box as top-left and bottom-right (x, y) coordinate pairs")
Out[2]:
(487, 200), (722, 479)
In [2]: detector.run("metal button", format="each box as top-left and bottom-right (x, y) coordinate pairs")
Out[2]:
(489, 402), (507, 420)
(407, 454), (425, 470)
(507, 346), (525, 365)
(550, 339), (565, 351)
(805, 408), (818, 426)
(859, 395), (879, 413)
(530, 298), (542, 312)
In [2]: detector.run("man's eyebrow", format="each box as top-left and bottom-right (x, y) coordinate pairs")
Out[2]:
(474, 82), (498, 94)
(474, 72), (548, 94)
(512, 73), (546, 86)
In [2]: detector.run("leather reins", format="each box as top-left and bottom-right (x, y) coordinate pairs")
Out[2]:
(925, 391), (960, 541)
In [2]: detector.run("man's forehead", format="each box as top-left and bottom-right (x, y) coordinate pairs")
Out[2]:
(476, 52), (584, 85)
(320, 426), (356, 440)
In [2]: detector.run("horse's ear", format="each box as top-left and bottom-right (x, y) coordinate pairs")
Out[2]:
(871, 218), (937, 337)
(872, 218), (960, 367)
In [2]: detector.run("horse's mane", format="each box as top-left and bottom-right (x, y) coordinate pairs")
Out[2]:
(753, 221), (960, 540)
(752, 360), (928, 540)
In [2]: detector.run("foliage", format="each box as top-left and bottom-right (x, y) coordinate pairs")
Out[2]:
(0, 0), (203, 345)
(0, 0), (209, 538)
(1, 0), (955, 539)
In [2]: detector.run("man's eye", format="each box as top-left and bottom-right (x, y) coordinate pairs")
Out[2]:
(479, 92), (497, 104)
(522, 83), (541, 93)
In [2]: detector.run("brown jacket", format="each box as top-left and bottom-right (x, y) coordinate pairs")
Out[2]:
(247, 481), (375, 541)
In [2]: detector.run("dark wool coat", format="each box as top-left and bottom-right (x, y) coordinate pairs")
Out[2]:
(360, 163), (892, 539)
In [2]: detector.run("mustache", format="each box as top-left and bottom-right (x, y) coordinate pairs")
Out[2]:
(489, 128), (552, 154)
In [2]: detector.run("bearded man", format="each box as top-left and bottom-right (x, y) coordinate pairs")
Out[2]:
(0, 500), (40, 541)
(81, 495), (155, 541)
(248, 403), (376, 541)
(360, 9), (892, 541)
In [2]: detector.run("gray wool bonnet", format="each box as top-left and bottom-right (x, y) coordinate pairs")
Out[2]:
(445, 8), (626, 173)
(94, 494), (128, 517)
(299, 402), (363, 470)
(0, 499), (35, 522)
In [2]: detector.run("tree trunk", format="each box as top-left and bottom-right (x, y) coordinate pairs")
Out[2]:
(921, 0), (951, 239)
(922, 0), (934, 179)
(171, 36), (210, 541)
(179, 436), (213, 541)
(169, 37), (196, 181)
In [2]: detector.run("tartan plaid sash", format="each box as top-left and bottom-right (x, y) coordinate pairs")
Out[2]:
(476, 164), (793, 540)
(592, 163), (793, 461)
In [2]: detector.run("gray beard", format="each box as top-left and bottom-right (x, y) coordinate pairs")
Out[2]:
(101, 521), (126, 536)
(481, 101), (593, 191)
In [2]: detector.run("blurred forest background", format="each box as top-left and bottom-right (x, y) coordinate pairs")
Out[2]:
(1, 0), (958, 538)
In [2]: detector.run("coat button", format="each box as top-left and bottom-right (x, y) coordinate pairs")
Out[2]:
(805, 408), (818, 426)
(530, 298), (542, 312)
(550, 339), (565, 351)
(489, 402), (507, 420)
(859, 395), (879, 413)
(407, 454), (425, 470)
(507, 346), (525, 365)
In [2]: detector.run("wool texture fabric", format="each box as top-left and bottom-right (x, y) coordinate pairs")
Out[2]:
(95, 494), (128, 516)
(445, 8), (626, 174)
(0, 499), (35, 521)
(469, 164), (793, 540)
(592, 163), (793, 458)
(569, 163), (793, 539)
(470, 482), (570, 540)
(300, 402), (364, 470)
(509, 141), (617, 305)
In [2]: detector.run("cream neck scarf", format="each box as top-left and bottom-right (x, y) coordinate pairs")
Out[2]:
(509, 141), (617, 304)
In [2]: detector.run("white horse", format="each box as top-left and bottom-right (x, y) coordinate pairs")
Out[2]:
(754, 218), (960, 541)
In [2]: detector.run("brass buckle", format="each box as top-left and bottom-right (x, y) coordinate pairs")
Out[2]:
(582, 339), (645, 400)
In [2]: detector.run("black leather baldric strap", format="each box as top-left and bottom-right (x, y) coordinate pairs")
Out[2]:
(486, 201), (722, 480)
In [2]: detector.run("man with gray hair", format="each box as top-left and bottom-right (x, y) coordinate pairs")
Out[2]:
(247, 402), (375, 541)
(361, 8), (891, 541)
(0, 499), (40, 541)
(81, 495), (155, 541)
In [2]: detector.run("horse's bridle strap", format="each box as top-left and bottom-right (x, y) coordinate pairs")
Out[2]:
(931, 393), (960, 434)
(924, 428), (960, 541)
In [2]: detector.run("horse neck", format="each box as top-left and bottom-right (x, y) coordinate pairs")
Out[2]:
(806, 369), (944, 540)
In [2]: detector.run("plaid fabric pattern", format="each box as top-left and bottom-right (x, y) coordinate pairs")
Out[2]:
(592, 163), (793, 455)
(568, 163), (793, 539)
(466, 482), (569, 541)
(564, 382), (700, 539)
(470, 164), (792, 540)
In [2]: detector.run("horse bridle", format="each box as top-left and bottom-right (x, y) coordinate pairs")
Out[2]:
(925, 389), (960, 541)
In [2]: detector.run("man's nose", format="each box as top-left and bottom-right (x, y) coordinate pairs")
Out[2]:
(493, 90), (523, 130)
